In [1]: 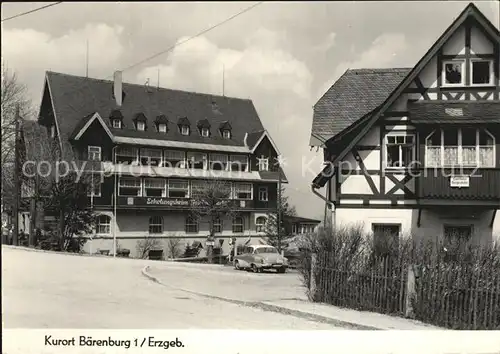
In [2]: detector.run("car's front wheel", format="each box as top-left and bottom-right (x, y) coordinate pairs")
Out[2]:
(234, 260), (241, 270)
(251, 264), (259, 273)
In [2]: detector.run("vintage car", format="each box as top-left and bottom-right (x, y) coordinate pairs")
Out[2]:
(234, 245), (288, 273)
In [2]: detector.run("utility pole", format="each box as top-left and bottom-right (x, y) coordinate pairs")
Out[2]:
(277, 165), (282, 253)
(12, 105), (20, 246)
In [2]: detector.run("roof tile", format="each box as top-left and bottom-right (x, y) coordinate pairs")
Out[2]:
(311, 68), (411, 144)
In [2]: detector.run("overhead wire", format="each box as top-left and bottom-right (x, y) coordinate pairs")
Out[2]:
(1, 2), (62, 22)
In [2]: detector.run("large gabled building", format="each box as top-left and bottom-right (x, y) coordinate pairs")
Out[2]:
(310, 3), (500, 249)
(28, 70), (287, 257)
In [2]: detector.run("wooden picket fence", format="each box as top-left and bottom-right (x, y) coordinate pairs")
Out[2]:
(311, 251), (500, 329)
(412, 263), (500, 329)
(313, 253), (409, 315)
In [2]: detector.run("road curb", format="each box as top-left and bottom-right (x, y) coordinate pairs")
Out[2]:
(141, 265), (379, 330)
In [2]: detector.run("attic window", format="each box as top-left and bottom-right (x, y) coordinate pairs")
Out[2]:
(137, 121), (145, 131)
(222, 129), (231, 139)
(442, 60), (464, 86)
(112, 119), (122, 129)
(181, 126), (190, 136)
(201, 127), (210, 137)
(471, 59), (493, 86)
(158, 123), (167, 133)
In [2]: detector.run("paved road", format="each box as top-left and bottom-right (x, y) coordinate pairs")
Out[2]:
(2, 247), (342, 329)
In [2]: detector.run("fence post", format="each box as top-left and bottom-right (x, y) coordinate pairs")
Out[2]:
(405, 264), (416, 318)
(309, 252), (317, 302)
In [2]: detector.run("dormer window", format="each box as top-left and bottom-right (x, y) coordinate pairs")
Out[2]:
(134, 112), (147, 131)
(158, 123), (167, 133)
(181, 126), (190, 135)
(154, 115), (168, 134)
(222, 130), (231, 139)
(137, 121), (145, 131)
(112, 119), (122, 129)
(201, 127), (210, 137)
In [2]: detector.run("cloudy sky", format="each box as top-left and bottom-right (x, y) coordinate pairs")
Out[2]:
(2, 1), (499, 219)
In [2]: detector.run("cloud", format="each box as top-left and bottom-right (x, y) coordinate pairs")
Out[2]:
(138, 31), (325, 218)
(313, 32), (337, 52)
(1, 23), (124, 102)
(315, 33), (408, 101)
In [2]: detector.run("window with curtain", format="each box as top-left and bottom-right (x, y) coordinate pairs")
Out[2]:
(149, 216), (163, 234)
(256, 216), (267, 232)
(118, 178), (141, 196)
(164, 150), (185, 168)
(232, 216), (244, 233)
(167, 179), (189, 198)
(96, 215), (111, 234)
(425, 128), (495, 167)
(144, 178), (166, 197)
(185, 216), (199, 233)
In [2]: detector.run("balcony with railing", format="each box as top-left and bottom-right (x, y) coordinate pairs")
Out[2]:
(419, 145), (499, 201)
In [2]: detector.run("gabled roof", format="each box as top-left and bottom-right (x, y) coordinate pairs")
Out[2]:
(154, 114), (168, 124)
(133, 112), (148, 122)
(249, 130), (281, 156)
(177, 116), (190, 126)
(197, 119), (211, 128)
(312, 2), (500, 188)
(44, 71), (266, 149)
(72, 112), (114, 140)
(310, 68), (410, 146)
(245, 130), (264, 148)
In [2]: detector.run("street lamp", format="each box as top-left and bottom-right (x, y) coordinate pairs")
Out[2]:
(112, 145), (119, 258)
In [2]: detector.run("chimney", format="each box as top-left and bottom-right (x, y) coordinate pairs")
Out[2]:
(113, 71), (123, 107)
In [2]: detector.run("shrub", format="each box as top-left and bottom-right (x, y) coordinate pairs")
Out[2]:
(299, 224), (500, 329)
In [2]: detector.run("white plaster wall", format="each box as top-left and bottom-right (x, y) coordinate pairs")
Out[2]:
(335, 208), (415, 237)
(419, 56), (438, 88)
(442, 26), (465, 55)
(82, 210), (269, 258)
(358, 150), (380, 170)
(340, 175), (376, 194)
(470, 27), (494, 54)
(335, 207), (497, 247)
(492, 209), (500, 245)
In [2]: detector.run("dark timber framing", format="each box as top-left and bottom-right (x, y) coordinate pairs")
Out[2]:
(351, 148), (379, 195)
(465, 20), (472, 99)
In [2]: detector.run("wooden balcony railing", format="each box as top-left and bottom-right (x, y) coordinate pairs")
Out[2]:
(417, 168), (500, 200)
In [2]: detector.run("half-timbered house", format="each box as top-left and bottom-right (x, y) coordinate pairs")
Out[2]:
(310, 3), (500, 249)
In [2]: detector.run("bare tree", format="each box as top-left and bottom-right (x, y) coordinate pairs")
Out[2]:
(136, 237), (163, 259)
(165, 238), (183, 260)
(1, 64), (34, 216)
(189, 179), (238, 263)
(1, 63), (34, 165)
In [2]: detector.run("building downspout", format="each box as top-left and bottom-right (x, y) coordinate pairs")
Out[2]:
(311, 184), (335, 230)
